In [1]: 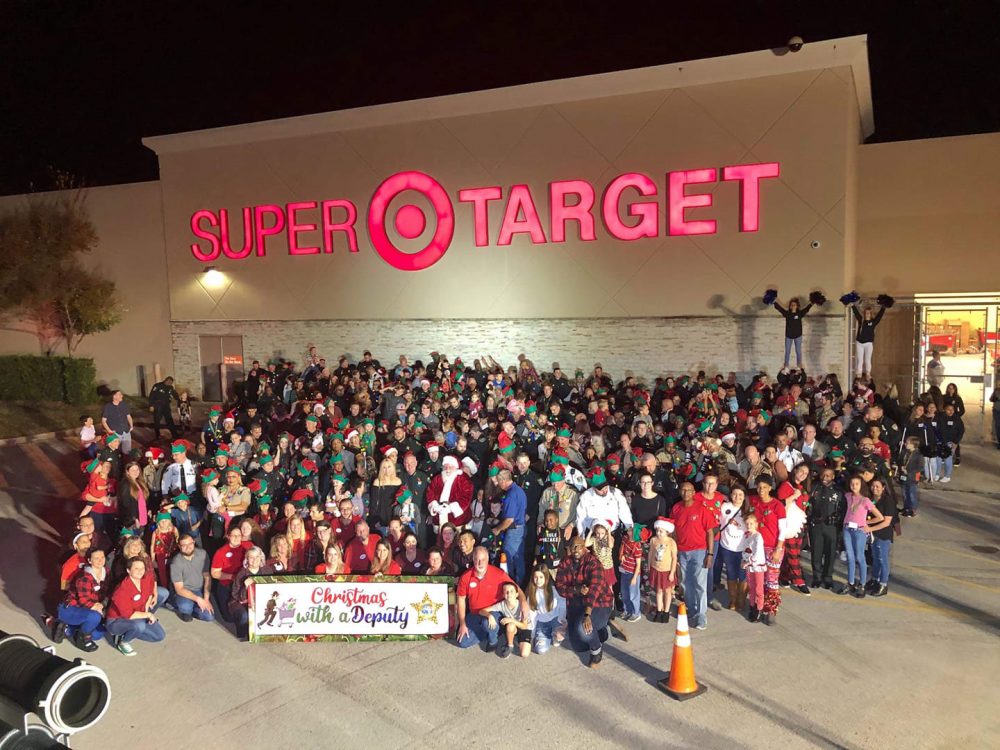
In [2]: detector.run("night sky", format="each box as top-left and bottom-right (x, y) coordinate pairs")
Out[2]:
(2, 2), (997, 196)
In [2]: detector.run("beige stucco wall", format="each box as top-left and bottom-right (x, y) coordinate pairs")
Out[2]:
(0, 182), (173, 395)
(856, 132), (1000, 294)
(157, 67), (858, 321)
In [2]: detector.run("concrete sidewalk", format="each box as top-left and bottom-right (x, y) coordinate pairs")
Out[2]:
(0, 438), (997, 749)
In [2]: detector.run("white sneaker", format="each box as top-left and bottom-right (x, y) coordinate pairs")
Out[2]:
(839, 551), (847, 562)
(116, 640), (136, 657)
(939, 476), (951, 483)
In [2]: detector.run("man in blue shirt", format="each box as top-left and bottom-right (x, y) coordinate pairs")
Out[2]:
(495, 470), (527, 585)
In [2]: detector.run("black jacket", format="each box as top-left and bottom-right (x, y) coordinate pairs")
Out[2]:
(852, 306), (885, 343)
(774, 302), (813, 339)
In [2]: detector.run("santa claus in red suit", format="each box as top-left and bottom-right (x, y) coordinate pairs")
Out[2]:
(426, 455), (473, 531)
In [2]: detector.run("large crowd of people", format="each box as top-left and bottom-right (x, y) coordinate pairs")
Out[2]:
(46, 331), (971, 667)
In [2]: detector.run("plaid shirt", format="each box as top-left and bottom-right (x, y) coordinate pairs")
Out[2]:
(65, 570), (105, 609)
(555, 551), (613, 610)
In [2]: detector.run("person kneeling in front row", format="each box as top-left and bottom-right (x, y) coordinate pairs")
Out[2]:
(50, 547), (108, 652)
(105, 556), (166, 656)
(169, 534), (215, 622)
(455, 546), (522, 655)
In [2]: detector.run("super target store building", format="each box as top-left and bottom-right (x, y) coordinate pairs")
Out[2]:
(2, 35), (999, 437)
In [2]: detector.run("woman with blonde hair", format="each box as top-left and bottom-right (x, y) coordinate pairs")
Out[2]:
(285, 515), (310, 572)
(369, 457), (403, 533)
(266, 535), (291, 573)
(316, 543), (351, 576)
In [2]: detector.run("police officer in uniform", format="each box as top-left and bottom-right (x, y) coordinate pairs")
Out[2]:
(149, 376), (180, 440)
(808, 466), (845, 590)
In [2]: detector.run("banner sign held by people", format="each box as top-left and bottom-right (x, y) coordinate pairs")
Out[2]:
(248, 575), (455, 643)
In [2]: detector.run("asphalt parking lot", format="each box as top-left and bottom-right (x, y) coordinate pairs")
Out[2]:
(0, 431), (997, 749)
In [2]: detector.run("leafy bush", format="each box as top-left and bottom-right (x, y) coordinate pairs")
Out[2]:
(0, 355), (96, 405)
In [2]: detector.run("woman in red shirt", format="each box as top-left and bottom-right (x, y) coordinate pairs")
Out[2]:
(749, 475), (786, 625)
(315, 544), (351, 577)
(211, 526), (246, 622)
(285, 516), (311, 572)
(105, 556), (166, 656)
(776, 463), (811, 594)
(369, 538), (401, 576)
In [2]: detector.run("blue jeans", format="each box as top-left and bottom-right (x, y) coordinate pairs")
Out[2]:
(105, 617), (166, 644)
(504, 525), (526, 584)
(941, 453), (954, 479)
(567, 605), (612, 654)
(213, 581), (233, 622)
(871, 538), (891, 585)
(619, 570), (641, 616)
(902, 481), (919, 512)
(713, 546), (746, 585)
(172, 586), (215, 621)
(784, 336), (803, 366)
(924, 456), (940, 481)
(457, 611), (501, 649)
(56, 604), (105, 639)
(843, 528), (868, 585)
(532, 617), (560, 654)
(678, 549), (709, 627)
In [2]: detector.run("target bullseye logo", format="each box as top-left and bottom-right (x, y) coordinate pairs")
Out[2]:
(367, 171), (455, 271)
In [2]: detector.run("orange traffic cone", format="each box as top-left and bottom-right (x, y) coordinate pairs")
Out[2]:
(657, 602), (708, 701)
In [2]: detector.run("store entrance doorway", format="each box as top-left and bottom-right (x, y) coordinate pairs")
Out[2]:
(199, 335), (245, 402)
(865, 294), (999, 443)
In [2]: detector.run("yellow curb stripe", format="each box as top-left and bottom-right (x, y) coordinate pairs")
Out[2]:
(21, 444), (79, 497)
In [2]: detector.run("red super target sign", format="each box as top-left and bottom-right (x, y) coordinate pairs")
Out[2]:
(189, 163), (779, 271)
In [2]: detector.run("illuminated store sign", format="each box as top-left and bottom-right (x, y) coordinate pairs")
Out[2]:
(189, 162), (779, 271)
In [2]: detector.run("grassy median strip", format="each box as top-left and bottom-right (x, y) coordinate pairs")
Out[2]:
(0, 395), (149, 440)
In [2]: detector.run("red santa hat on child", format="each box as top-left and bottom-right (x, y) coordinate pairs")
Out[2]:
(653, 517), (675, 534)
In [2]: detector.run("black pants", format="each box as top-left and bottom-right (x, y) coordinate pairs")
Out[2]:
(809, 524), (838, 584)
(152, 406), (178, 438)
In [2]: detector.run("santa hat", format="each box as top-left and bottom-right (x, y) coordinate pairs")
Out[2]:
(442, 455), (460, 469)
(461, 457), (478, 475)
(654, 517), (675, 534)
(345, 429), (359, 441)
(144, 446), (165, 461)
(425, 441), (440, 452)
